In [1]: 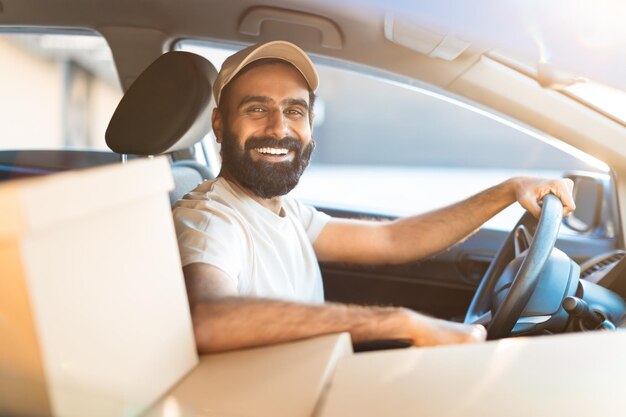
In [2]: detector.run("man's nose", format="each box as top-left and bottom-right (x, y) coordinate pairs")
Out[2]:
(265, 109), (290, 138)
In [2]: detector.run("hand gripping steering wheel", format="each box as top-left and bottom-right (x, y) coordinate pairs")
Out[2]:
(464, 194), (563, 339)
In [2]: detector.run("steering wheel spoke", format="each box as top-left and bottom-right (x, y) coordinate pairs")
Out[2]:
(469, 310), (492, 326)
(513, 225), (533, 257)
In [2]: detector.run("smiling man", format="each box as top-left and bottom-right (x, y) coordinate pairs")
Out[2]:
(173, 40), (575, 353)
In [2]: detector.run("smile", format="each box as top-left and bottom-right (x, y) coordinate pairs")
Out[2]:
(255, 147), (290, 155)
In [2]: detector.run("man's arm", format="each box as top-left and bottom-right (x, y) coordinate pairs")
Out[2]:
(313, 177), (575, 264)
(183, 263), (486, 353)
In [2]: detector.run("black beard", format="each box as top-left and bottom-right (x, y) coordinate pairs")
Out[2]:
(219, 132), (315, 199)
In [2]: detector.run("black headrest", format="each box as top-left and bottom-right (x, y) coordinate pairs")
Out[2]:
(106, 51), (218, 155)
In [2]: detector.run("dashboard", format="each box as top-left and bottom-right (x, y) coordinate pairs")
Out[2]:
(581, 250), (626, 297)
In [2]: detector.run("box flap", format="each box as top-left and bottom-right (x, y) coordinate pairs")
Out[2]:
(0, 157), (173, 237)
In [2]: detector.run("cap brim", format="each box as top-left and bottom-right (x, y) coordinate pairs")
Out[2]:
(214, 40), (318, 104)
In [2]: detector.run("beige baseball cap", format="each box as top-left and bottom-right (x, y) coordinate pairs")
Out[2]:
(213, 40), (319, 105)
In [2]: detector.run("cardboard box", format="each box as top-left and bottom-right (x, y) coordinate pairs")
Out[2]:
(317, 331), (626, 417)
(144, 333), (352, 417)
(0, 158), (197, 417)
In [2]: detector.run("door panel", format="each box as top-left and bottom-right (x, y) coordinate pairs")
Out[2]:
(322, 263), (475, 320)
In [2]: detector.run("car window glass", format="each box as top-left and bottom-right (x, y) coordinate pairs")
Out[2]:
(176, 40), (605, 231)
(0, 31), (122, 151)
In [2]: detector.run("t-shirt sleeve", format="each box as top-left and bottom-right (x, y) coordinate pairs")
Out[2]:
(293, 200), (332, 242)
(172, 204), (245, 285)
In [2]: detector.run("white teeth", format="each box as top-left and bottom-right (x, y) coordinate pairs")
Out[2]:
(256, 147), (289, 155)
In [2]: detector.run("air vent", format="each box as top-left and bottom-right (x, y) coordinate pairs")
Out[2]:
(580, 250), (625, 279)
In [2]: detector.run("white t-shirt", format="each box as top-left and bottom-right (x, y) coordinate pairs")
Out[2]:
(172, 177), (331, 303)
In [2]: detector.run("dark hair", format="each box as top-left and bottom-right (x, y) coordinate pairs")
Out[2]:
(218, 58), (316, 126)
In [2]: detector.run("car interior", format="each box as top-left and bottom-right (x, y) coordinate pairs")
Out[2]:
(3, 1), (626, 416)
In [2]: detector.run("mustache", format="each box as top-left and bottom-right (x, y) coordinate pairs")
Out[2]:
(244, 136), (303, 153)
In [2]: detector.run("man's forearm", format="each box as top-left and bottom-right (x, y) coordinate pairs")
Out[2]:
(383, 179), (517, 263)
(191, 297), (484, 353)
(192, 297), (408, 352)
(314, 177), (574, 266)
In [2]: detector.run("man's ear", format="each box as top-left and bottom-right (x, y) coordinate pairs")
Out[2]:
(212, 107), (223, 144)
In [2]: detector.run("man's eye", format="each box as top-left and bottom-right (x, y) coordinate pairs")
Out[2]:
(286, 109), (304, 116)
(247, 107), (266, 113)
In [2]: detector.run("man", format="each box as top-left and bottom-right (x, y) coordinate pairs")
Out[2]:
(173, 40), (575, 353)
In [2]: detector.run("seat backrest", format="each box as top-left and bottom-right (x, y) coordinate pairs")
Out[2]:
(105, 51), (218, 202)
(169, 162), (209, 206)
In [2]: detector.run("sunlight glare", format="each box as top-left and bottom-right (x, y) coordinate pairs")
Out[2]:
(162, 396), (182, 417)
(567, 82), (626, 124)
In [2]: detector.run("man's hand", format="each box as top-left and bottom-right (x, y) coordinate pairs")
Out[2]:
(403, 309), (487, 346)
(510, 177), (576, 218)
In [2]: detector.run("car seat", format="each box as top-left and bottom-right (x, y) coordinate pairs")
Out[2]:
(105, 51), (218, 206)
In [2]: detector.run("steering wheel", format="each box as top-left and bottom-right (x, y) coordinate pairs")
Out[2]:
(464, 194), (563, 339)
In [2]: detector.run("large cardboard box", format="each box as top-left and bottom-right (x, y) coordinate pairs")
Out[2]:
(144, 333), (352, 417)
(0, 158), (198, 417)
(317, 331), (626, 417)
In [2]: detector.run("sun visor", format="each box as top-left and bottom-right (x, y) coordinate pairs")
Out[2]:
(106, 51), (217, 155)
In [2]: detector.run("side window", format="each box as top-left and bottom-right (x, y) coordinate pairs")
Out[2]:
(295, 63), (605, 230)
(177, 40), (604, 231)
(0, 31), (122, 151)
